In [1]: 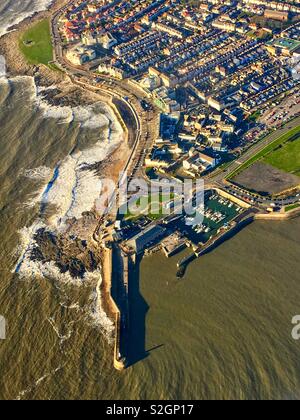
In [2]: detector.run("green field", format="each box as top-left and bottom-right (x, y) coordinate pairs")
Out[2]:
(228, 125), (300, 179)
(123, 193), (176, 221)
(19, 19), (53, 65)
(285, 203), (300, 212)
(248, 109), (261, 122)
(263, 136), (300, 176)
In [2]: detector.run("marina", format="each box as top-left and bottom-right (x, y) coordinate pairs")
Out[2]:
(99, 183), (300, 369)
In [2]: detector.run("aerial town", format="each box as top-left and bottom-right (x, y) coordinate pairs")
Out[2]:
(58, 0), (300, 179)
(2, 0), (300, 402)
(49, 0), (300, 369)
(5, 0), (300, 371)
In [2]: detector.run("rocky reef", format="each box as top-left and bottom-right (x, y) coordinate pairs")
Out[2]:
(31, 228), (102, 279)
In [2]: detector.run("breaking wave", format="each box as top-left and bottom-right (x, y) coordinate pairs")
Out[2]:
(14, 220), (115, 341)
(3, 68), (123, 341)
(13, 76), (124, 227)
(0, 54), (6, 78)
(88, 274), (115, 342)
(0, 0), (54, 38)
(22, 166), (53, 180)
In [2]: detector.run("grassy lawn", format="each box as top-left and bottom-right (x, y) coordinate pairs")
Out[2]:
(19, 19), (53, 65)
(285, 203), (300, 212)
(248, 110), (261, 122)
(228, 125), (300, 179)
(263, 137), (300, 176)
(123, 193), (176, 221)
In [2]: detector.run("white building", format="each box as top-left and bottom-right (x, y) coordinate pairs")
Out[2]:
(66, 45), (96, 65)
(98, 64), (125, 80)
(183, 152), (217, 174)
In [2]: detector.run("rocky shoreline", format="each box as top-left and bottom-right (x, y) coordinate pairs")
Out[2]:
(31, 227), (102, 279)
(0, 1), (66, 78)
(0, 0), (131, 281)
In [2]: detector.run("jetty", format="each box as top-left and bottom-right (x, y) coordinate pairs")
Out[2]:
(100, 185), (300, 370)
(101, 244), (132, 370)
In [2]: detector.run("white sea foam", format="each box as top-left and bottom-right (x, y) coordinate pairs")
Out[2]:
(0, 0), (54, 38)
(12, 69), (123, 340)
(15, 220), (83, 284)
(35, 85), (114, 129)
(48, 317), (74, 344)
(59, 302), (81, 310)
(17, 77), (124, 227)
(15, 365), (64, 400)
(0, 55), (6, 78)
(88, 274), (115, 342)
(10, 77), (123, 223)
(22, 166), (53, 180)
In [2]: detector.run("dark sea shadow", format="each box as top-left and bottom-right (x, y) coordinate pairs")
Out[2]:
(126, 255), (150, 367)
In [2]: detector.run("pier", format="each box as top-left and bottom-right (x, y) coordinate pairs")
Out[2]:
(102, 243), (134, 370)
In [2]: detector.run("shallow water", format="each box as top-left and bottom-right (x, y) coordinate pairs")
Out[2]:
(0, 0), (53, 37)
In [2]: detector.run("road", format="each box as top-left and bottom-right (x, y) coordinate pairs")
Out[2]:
(209, 115), (300, 184)
(50, 3), (300, 214)
(204, 116), (300, 208)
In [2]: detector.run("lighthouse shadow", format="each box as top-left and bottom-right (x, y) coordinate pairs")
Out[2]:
(126, 256), (150, 367)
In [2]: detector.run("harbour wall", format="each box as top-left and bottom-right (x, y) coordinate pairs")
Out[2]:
(195, 215), (255, 257)
(102, 247), (125, 371)
(254, 207), (300, 221)
(177, 206), (300, 267)
(177, 213), (255, 267)
(214, 188), (251, 209)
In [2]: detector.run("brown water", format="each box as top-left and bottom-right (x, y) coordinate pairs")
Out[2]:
(1, 74), (300, 401)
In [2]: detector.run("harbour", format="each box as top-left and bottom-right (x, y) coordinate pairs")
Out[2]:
(99, 184), (300, 370)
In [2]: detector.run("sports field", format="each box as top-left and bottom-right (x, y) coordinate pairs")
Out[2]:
(263, 136), (300, 176)
(229, 125), (300, 179)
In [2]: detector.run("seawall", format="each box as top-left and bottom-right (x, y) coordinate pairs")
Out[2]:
(177, 212), (255, 267)
(196, 214), (255, 257)
(177, 206), (300, 268)
(101, 246), (126, 371)
(254, 207), (300, 221)
(71, 78), (130, 145)
(214, 187), (251, 209)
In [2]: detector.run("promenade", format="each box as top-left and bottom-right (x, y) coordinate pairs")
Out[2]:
(48, 1), (300, 371)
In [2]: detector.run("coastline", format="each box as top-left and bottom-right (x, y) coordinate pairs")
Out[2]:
(0, 0), (132, 181)
(0, 0), (68, 81)
(0, 0), (135, 327)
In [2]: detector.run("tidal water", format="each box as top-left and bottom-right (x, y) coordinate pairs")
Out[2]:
(0, 1), (300, 400)
(0, 0), (53, 37)
(1, 76), (300, 400)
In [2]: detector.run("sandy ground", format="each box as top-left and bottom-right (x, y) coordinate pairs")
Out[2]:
(0, 0), (132, 211)
(0, 0), (134, 285)
(233, 162), (300, 195)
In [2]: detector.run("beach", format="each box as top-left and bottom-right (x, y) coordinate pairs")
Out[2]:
(0, 0), (136, 325)
(0, 0), (133, 187)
